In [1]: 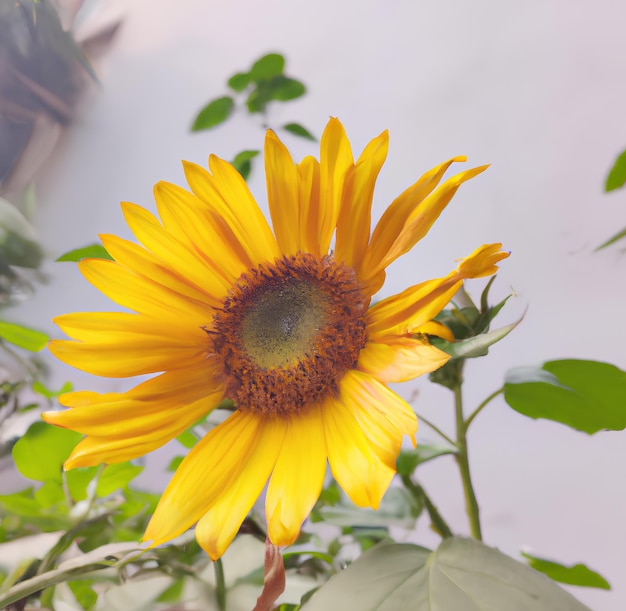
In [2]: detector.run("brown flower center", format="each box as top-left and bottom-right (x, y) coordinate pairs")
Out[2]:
(209, 253), (368, 416)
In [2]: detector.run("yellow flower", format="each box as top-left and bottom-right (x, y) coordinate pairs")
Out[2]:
(43, 118), (508, 560)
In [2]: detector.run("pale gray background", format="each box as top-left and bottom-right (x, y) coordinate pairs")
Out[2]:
(6, 0), (626, 609)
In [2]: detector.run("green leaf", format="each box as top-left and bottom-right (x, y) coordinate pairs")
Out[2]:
(595, 225), (626, 251)
(283, 123), (317, 141)
(231, 149), (260, 181)
(521, 552), (610, 590)
(96, 463), (144, 497)
(68, 580), (98, 610)
(176, 429), (197, 449)
(66, 467), (99, 501)
(396, 445), (457, 477)
(504, 359), (626, 434)
(167, 456), (184, 472)
(32, 380), (72, 398)
(605, 147), (626, 191)
(0, 197), (43, 268)
(12, 422), (81, 482)
(33, 481), (65, 508)
(302, 538), (591, 611)
(431, 314), (523, 359)
(268, 76), (306, 101)
(249, 53), (285, 81)
(227, 72), (251, 92)
(0, 321), (48, 352)
(56, 243), (112, 262)
(191, 96), (234, 132)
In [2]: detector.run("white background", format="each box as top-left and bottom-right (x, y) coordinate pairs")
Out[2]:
(7, 0), (626, 608)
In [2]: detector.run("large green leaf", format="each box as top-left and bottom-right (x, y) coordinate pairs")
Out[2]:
(504, 359), (626, 433)
(521, 552), (610, 590)
(303, 538), (591, 610)
(12, 422), (81, 482)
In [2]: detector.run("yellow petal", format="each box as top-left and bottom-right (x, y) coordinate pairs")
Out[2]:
(367, 244), (509, 338)
(360, 158), (487, 294)
(265, 403), (327, 546)
(317, 118), (354, 254)
(413, 320), (455, 341)
(296, 156), (321, 255)
(153, 181), (247, 285)
(322, 391), (395, 509)
(340, 370), (418, 468)
(183, 158), (279, 266)
(357, 336), (450, 383)
(335, 130), (389, 271)
(193, 417), (286, 560)
(265, 130), (300, 255)
(78, 258), (213, 324)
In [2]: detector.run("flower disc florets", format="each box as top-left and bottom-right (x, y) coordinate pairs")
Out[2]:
(209, 252), (368, 416)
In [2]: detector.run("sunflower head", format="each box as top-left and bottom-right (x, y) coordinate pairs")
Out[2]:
(43, 118), (508, 560)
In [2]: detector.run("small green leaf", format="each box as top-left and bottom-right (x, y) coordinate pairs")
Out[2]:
(231, 150), (260, 181)
(191, 96), (234, 132)
(303, 538), (591, 611)
(96, 463), (144, 497)
(396, 445), (457, 477)
(283, 123), (317, 141)
(32, 380), (72, 399)
(56, 244), (112, 262)
(249, 53), (285, 81)
(0, 321), (48, 352)
(504, 359), (626, 434)
(605, 147), (626, 191)
(521, 552), (610, 590)
(431, 314), (523, 359)
(227, 72), (251, 92)
(167, 456), (184, 472)
(595, 225), (626, 251)
(176, 429), (197, 449)
(68, 580), (98, 610)
(12, 422), (81, 482)
(268, 76), (306, 101)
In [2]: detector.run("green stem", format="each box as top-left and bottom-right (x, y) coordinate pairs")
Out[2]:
(413, 411), (456, 446)
(402, 475), (453, 539)
(453, 383), (482, 540)
(464, 387), (503, 431)
(214, 558), (226, 611)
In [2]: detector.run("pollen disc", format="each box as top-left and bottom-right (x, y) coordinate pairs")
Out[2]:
(209, 253), (368, 416)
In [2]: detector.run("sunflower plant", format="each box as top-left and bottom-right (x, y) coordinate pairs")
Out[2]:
(0, 115), (623, 611)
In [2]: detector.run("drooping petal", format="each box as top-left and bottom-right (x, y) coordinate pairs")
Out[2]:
(317, 118), (354, 254)
(322, 391), (396, 509)
(366, 244), (510, 339)
(265, 130), (300, 255)
(360, 158), (488, 294)
(144, 410), (269, 548)
(265, 402), (327, 546)
(335, 130), (389, 270)
(340, 370), (418, 468)
(42, 366), (225, 467)
(357, 336), (450, 383)
(183, 158), (279, 266)
(193, 417), (286, 560)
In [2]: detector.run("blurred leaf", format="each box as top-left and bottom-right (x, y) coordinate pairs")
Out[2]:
(605, 147), (626, 191)
(431, 314), (522, 359)
(595, 226), (626, 251)
(56, 243), (112, 262)
(96, 463), (143, 497)
(12, 421), (80, 482)
(521, 552), (610, 590)
(176, 429), (197, 449)
(0, 320), (48, 351)
(283, 123), (316, 141)
(68, 580), (98, 610)
(396, 445), (457, 477)
(504, 359), (626, 434)
(167, 456), (184, 472)
(32, 380), (72, 398)
(33, 481), (64, 507)
(66, 466), (98, 501)
(191, 96), (234, 132)
(0, 197), (42, 268)
(303, 538), (591, 611)
(249, 53), (285, 81)
(231, 149), (260, 181)
(269, 76), (306, 101)
(227, 72), (251, 92)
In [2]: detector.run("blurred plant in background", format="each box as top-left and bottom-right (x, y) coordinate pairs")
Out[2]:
(0, 41), (624, 611)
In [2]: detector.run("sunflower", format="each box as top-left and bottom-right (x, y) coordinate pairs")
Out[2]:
(43, 118), (508, 560)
